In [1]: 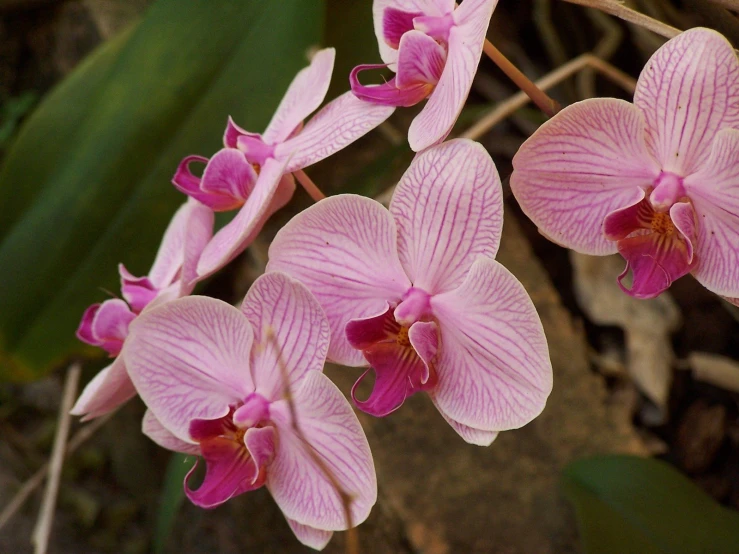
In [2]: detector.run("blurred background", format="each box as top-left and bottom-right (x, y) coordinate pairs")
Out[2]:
(1, 0), (738, 552)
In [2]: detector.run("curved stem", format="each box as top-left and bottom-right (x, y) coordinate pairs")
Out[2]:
(482, 39), (561, 117)
(293, 169), (326, 202)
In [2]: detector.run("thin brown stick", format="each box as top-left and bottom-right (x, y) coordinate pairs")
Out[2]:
(293, 169), (326, 202)
(31, 364), (81, 554)
(462, 54), (636, 142)
(0, 412), (114, 533)
(263, 329), (359, 554)
(482, 39), (561, 117)
(561, 0), (680, 38)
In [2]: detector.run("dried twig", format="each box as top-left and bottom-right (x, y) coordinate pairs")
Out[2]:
(462, 53), (636, 142)
(263, 329), (359, 554)
(561, 0), (680, 38)
(293, 169), (327, 202)
(31, 363), (81, 554)
(0, 412), (114, 533)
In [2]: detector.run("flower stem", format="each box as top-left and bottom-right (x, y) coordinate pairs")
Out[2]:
(482, 39), (561, 117)
(293, 169), (326, 202)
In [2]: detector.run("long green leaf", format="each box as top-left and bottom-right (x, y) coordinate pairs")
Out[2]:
(152, 453), (196, 554)
(562, 455), (739, 554)
(0, 0), (324, 381)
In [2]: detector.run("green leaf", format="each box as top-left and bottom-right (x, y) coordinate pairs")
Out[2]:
(152, 453), (196, 554)
(562, 455), (739, 554)
(0, 0), (324, 381)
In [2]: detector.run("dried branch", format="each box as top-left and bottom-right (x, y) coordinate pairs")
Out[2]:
(561, 0), (680, 38)
(293, 169), (327, 202)
(0, 412), (114, 533)
(31, 363), (81, 554)
(264, 329), (359, 554)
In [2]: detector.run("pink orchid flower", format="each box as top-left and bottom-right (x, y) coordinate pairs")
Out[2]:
(122, 272), (376, 550)
(173, 47), (394, 280)
(511, 28), (739, 301)
(351, 0), (498, 151)
(267, 139), (552, 445)
(72, 199), (214, 420)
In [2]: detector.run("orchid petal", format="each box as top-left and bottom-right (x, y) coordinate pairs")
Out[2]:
(223, 117), (257, 149)
(684, 128), (739, 296)
(382, 7), (422, 49)
(199, 148), (257, 205)
(119, 266), (157, 313)
(79, 299), (135, 355)
(430, 258), (552, 432)
(286, 519), (333, 550)
(391, 139), (502, 294)
(196, 156), (291, 280)
(263, 48), (335, 145)
(244, 426), (276, 475)
(142, 409), (200, 455)
(178, 200), (214, 293)
(395, 30), (446, 89)
(350, 67), (431, 107)
(511, 98), (661, 255)
(276, 91), (395, 173)
(407, 0), (496, 151)
(147, 199), (214, 294)
(438, 410), (499, 446)
(373, 0), (454, 68)
(268, 195), (411, 366)
(123, 296), (254, 442)
(70, 357), (135, 421)
(634, 28), (739, 175)
(240, 272), (330, 401)
(268, 371), (376, 531)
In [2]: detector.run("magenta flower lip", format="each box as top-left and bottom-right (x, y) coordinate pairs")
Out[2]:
(511, 28), (739, 301)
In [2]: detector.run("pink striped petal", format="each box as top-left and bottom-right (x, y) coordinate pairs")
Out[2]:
(391, 139), (502, 294)
(438, 410), (499, 446)
(268, 371), (376, 532)
(382, 7), (422, 49)
(70, 357), (135, 421)
(148, 199), (214, 293)
(276, 91), (395, 173)
(634, 28), (739, 175)
(511, 98), (661, 255)
(123, 296), (254, 442)
(407, 0), (496, 151)
(142, 409), (200, 455)
(196, 157), (292, 280)
(263, 48), (335, 145)
(223, 117), (256, 149)
(77, 299), (135, 355)
(351, 67), (430, 107)
(430, 258), (552, 432)
(286, 519), (333, 550)
(199, 149), (257, 205)
(395, 30), (446, 89)
(684, 128), (739, 296)
(373, 0), (455, 68)
(240, 272), (330, 401)
(268, 195), (411, 366)
(119, 266), (156, 313)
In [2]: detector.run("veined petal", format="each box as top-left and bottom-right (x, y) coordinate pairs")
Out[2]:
(240, 272), (330, 402)
(391, 139), (502, 294)
(267, 195), (411, 366)
(430, 258), (552, 431)
(286, 519), (333, 551)
(172, 155), (242, 212)
(199, 148), (257, 205)
(684, 128), (739, 296)
(70, 357), (135, 421)
(438, 410), (499, 446)
(276, 91), (395, 173)
(142, 409), (200, 455)
(268, 371), (376, 532)
(148, 198), (214, 292)
(123, 296), (254, 442)
(78, 299), (135, 355)
(263, 48), (335, 145)
(382, 7), (422, 49)
(634, 28), (739, 175)
(511, 98), (661, 255)
(119, 266), (157, 313)
(407, 0), (496, 151)
(178, 200), (214, 294)
(196, 157), (291, 280)
(395, 30), (446, 89)
(373, 0), (455, 68)
(223, 117), (257, 149)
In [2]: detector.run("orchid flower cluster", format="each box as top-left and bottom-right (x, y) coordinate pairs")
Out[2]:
(70, 0), (739, 549)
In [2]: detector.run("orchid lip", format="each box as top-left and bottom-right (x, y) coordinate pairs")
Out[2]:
(350, 65), (432, 107)
(236, 135), (276, 166)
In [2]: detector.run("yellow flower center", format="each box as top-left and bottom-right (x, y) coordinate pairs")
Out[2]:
(650, 212), (675, 236)
(396, 326), (411, 347)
